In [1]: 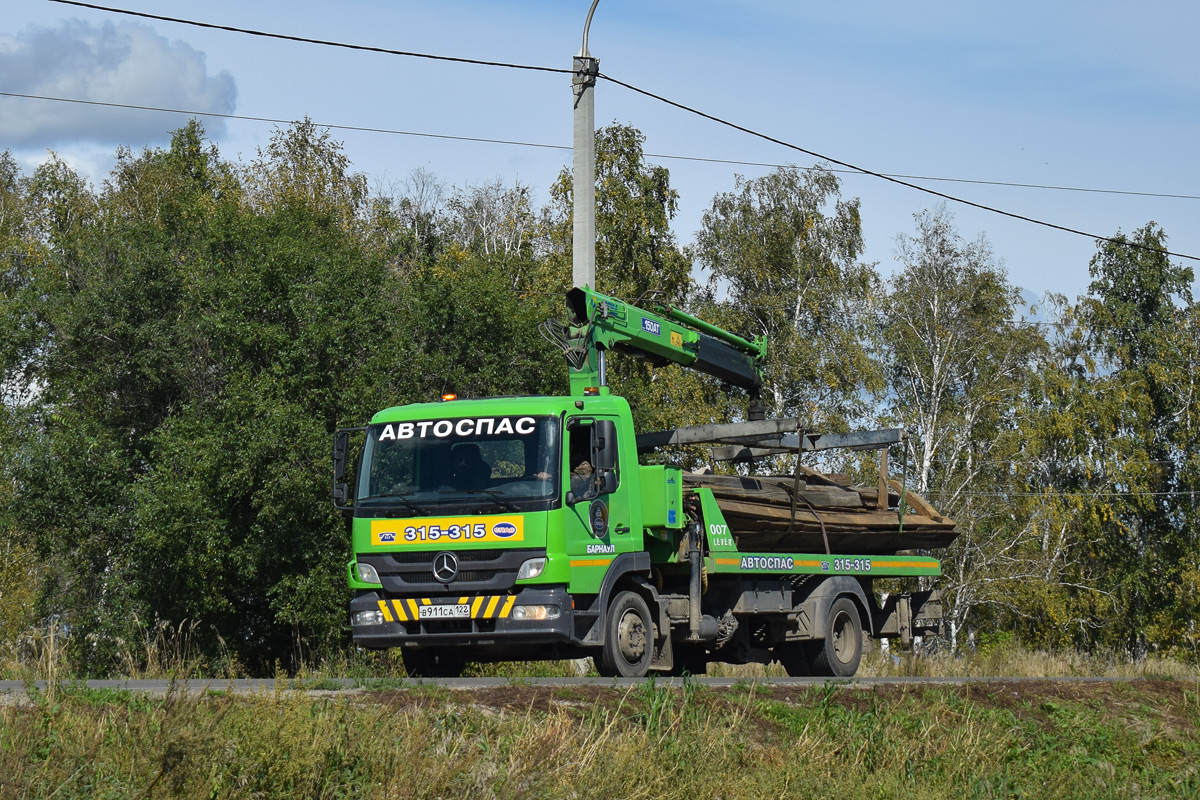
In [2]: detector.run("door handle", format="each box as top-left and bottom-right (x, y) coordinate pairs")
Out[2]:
(615, 525), (631, 534)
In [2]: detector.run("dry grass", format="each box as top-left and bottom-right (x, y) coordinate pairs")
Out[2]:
(2, 675), (1198, 798)
(856, 643), (1199, 679)
(4, 614), (1196, 685)
(698, 641), (1198, 681)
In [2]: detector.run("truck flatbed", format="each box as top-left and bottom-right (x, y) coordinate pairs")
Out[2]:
(685, 470), (957, 555)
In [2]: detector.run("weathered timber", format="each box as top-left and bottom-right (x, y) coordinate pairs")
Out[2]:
(683, 473), (863, 508)
(636, 418), (802, 451)
(685, 469), (957, 554)
(887, 479), (946, 522)
(637, 422), (905, 456)
(709, 428), (907, 461)
(712, 498), (949, 530)
(723, 526), (957, 554)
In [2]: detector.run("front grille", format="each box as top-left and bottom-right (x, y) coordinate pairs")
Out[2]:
(456, 570), (498, 582)
(362, 548), (541, 595)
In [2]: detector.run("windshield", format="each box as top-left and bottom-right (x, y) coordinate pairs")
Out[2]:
(356, 414), (560, 513)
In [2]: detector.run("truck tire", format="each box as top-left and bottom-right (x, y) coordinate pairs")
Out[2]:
(596, 590), (654, 678)
(810, 597), (864, 677)
(402, 647), (466, 678)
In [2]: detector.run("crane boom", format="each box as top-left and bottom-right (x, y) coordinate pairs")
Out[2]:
(554, 287), (767, 405)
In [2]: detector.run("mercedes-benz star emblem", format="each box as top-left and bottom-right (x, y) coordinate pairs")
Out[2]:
(432, 552), (459, 583)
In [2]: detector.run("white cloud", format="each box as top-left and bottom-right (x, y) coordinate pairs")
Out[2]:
(0, 20), (237, 148)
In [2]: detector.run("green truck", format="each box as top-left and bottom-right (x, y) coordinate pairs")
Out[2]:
(334, 287), (954, 677)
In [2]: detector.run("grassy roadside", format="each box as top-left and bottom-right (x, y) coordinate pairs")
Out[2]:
(5, 618), (1196, 683)
(3, 629), (1197, 797)
(1, 677), (1198, 799)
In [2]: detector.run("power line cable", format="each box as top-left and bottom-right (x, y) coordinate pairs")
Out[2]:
(648, 154), (1200, 201)
(597, 72), (1200, 264)
(48, 0), (570, 75)
(0, 91), (569, 152)
(5, 90), (1198, 205)
(24, 4), (1200, 262)
(926, 489), (1200, 499)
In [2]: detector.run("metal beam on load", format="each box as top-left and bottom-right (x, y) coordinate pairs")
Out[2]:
(635, 418), (802, 451)
(636, 422), (905, 456)
(711, 429), (905, 462)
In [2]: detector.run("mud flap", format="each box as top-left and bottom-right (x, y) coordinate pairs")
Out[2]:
(650, 623), (674, 671)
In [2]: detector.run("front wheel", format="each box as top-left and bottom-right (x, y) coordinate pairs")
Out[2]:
(596, 590), (654, 678)
(810, 597), (864, 677)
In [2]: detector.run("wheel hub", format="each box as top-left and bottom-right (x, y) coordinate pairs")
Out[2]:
(617, 609), (647, 662)
(831, 612), (853, 664)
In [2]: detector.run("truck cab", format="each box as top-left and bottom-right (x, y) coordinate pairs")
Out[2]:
(341, 392), (674, 676)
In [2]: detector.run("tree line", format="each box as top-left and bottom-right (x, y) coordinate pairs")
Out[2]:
(0, 120), (1195, 674)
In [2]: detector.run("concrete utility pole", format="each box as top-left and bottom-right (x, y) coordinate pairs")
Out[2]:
(572, 0), (600, 290)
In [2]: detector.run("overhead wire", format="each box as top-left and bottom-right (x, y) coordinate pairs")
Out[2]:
(18, 5), (1200, 511)
(926, 489), (1200, 500)
(5, 90), (1198, 203)
(29, 0), (1200, 264)
(47, 0), (570, 75)
(598, 72), (1200, 264)
(0, 91), (570, 153)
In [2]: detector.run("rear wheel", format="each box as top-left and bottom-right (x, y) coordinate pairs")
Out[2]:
(810, 597), (864, 677)
(402, 647), (466, 678)
(596, 590), (654, 678)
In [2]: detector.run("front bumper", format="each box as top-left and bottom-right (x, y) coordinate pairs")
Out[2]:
(350, 586), (575, 649)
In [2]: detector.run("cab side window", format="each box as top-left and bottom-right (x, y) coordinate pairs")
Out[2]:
(567, 425), (594, 496)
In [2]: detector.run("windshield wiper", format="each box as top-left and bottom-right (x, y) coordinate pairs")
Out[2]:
(438, 489), (521, 512)
(371, 493), (432, 515)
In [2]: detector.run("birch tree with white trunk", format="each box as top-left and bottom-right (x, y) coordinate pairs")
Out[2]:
(882, 206), (1042, 649)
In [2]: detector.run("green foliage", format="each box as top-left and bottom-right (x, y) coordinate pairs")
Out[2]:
(549, 121), (692, 301)
(0, 121), (568, 674)
(0, 539), (36, 652)
(392, 249), (564, 401)
(694, 164), (879, 429)
(1, 117), (1198, 675)
(1067, 224), (1196, 655)
(879, 206), (1045, 647)
(976, 224), (1199, 658)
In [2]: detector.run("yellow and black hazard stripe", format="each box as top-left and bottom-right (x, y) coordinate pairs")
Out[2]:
(375, 596), (517, 623)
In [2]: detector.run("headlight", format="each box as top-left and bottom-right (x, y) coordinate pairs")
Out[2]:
(355, 562), (381, 584)
(516, 558), (547, 580)
(352, 609), (385, 626)
(512, 605), (561, 621)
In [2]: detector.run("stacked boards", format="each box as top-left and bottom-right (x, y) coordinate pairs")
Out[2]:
(684, 467), (957, 555)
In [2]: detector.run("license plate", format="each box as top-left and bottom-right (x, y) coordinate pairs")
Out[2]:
(418, 604), (470, 620)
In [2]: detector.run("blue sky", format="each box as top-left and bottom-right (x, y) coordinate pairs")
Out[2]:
(3, 0), (1198, 303)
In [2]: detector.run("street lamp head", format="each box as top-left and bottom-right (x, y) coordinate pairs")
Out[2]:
(579, 0), (601, 58)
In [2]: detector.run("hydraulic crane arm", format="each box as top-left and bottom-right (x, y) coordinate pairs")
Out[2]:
(543, 287), (767, 407)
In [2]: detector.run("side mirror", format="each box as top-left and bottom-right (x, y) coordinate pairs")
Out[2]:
(593, 420), (618, 471)
(333, 431), (350, 481)
(332, 428), (363, 510)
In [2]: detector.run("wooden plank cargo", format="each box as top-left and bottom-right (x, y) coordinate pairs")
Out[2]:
(683, 469), (957, 555)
